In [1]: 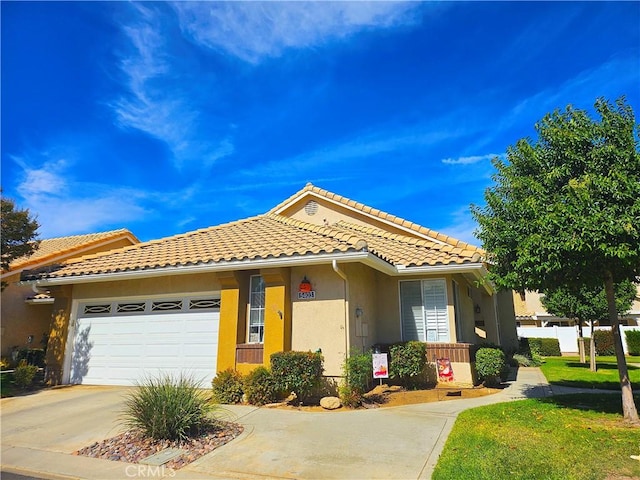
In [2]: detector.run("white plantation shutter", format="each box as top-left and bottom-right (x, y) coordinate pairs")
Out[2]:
(400, 281), (424, 341)
(423, 280), (449, 342)
(400, 279), (450, 342)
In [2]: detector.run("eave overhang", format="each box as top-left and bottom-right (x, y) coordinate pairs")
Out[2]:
(21, 251), (493, 293)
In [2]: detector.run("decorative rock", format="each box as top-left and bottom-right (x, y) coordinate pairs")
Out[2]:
(320, 396), (342, 410)
(284, 391), (298, 404)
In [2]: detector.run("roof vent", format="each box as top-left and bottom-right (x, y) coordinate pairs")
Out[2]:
(304, 200), (319, 216)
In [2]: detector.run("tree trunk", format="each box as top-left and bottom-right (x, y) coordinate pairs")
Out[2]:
(604, 273), (639, 424)
(577, 321), (585, 364)
(589, 321), (596, 372)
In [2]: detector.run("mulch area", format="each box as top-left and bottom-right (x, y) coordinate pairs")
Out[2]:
(74, 421), (243, 470)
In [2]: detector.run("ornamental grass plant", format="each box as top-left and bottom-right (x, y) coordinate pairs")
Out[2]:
(122, 373), (216, 441)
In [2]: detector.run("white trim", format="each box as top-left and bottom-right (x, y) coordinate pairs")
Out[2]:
(26, 253), (488, 288)
(24, 297), (55, 305)
(273, 191), (448, 245)
(26, 252), (371, 287)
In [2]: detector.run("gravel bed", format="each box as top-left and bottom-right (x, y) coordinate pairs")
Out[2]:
(74, 421), (244, 470)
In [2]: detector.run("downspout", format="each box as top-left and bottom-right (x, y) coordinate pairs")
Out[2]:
(332, 260), (350, 360)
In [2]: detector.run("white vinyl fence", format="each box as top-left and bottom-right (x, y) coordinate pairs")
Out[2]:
(516, 326), (640, 355)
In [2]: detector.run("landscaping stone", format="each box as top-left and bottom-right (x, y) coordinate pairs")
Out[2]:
(320, 396), (342, 410)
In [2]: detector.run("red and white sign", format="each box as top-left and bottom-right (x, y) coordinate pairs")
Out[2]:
(372, 353), (389, 379)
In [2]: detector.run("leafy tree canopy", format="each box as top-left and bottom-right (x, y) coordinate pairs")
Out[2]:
(1, 197), (40, 276)
(541, 280), (637, 324)
(472, 97), (640, 293)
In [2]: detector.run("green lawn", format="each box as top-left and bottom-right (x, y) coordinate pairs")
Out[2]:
(432, 394), (640, 480)
(540, 356), (640, 390)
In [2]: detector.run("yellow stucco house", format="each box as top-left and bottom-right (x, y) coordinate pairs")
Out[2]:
(22, 184), (517, 387)
(1, 229), (139, 361)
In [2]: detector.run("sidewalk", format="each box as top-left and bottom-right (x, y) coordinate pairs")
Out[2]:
(0, 368), (596, 480)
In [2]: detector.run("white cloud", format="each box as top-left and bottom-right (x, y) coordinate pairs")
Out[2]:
(438, 207), (481, 246)
(441, 153), (500, 165)
(171, 1), (422, 64)
(111, 4), (234, 170)
(241, 125), (467, 179)
(12, 156), (150, 238)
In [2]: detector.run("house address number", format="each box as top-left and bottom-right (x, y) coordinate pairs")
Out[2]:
(298, 291), (316, 300)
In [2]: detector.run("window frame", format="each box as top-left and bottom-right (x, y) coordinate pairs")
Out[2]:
(247, 275), (266, 344)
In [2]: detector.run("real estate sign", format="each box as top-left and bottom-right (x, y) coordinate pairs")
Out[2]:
(372, 353), (389, 379)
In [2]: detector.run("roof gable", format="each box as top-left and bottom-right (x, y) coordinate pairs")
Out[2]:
(270, 183), (483, 253)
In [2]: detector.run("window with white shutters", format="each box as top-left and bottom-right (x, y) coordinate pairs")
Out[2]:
(400, 279), (450, 342)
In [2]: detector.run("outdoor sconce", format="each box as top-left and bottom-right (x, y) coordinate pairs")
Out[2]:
(355, 307), (363, 318)
(474, 304), (481, 314)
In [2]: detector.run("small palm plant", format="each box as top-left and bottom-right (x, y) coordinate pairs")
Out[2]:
(121, 373), (216, 441)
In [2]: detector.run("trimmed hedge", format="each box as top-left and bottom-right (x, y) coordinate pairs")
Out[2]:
(625, 330), (640, 356)
(270, 351), (324, 402)
(524, 338), (561, 357)
(475, 348), (508, 386)
(243, 367), (278, 406)
(211, 368), (244, 404)
(593, 329), (615, 356)
(389, 341), (427, 389)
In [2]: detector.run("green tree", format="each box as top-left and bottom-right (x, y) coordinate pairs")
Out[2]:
(1, 197), (40, 290)
(472, 97), (640, 423)
(541, 280), (637, 369)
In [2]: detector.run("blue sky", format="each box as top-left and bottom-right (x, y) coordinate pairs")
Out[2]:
(2, 1), (639, 244)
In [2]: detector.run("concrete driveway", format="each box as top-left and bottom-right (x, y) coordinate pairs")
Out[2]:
(1, 370), (553, 480)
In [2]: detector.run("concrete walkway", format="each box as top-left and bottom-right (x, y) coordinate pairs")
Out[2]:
(0, 368), (608, 480)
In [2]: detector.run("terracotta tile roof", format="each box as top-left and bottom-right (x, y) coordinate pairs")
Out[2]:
(269, 183), (485, 254)
(329, 221), (483, 266)
(39, 213), (483, 280)
(8, 229), (139, 272)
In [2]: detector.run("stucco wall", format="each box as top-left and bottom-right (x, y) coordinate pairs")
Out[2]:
(72, 273), (222, 300)
(496, 290), (518, 351)
(0, 273), (52, 358)
(282, 197), (429, 240)
(290, 264), (347, 377)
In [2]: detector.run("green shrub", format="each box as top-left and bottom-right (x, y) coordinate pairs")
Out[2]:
(270, 351), (324, 402)
(389, 341), (426, 389)
(338, 384), (363, 408)
(343, 348), (373, 394)
(339, 348), (373, 408)
(211, 369), (244, 404)
(526, 338), (561, 357)
(511, 353), (533, 367)
(121, 373), (215, 441)
(243, 367), (278, 406)
(625, 330), (640, 356)
(17, 348), (46, 367)
(593, 329), (615, 356)
(475, 348), (508, 386)
(14, 360), (38, 389)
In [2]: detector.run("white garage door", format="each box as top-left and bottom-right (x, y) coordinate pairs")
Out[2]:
(69, 297), (220, 387)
